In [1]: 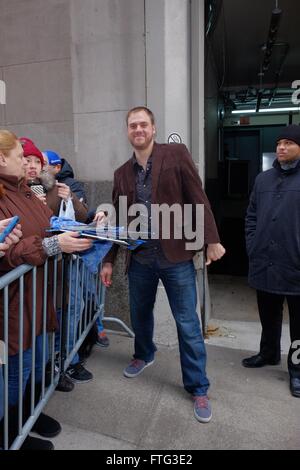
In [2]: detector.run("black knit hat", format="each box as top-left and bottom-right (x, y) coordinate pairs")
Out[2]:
(277, 124), (300, 146)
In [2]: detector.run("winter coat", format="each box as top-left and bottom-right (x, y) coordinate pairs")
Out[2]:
(0, 174), (58, 355)
(46, 185), (88, 222)
(39, 171), (88, 222)
(56, 159), (87, 203)
(245, 158), (300, 295)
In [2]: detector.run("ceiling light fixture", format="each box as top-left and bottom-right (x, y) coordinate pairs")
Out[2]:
(231, 109), (256, 114)
(232, 107), (300, 115)
(259, 107), (300, 113)
(260, 7), (282, 76)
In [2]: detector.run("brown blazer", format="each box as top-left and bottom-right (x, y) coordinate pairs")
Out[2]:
(0, 175), (58, 355)
(104, 142), (220, 268)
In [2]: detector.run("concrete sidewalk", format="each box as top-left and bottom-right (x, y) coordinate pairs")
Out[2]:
(45, 330), (300, 450)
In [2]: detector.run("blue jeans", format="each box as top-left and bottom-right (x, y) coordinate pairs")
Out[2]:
(128, 258), (209, 396)
(8, 335), (47, 407)
(96, 317), (104, 333)
(55, 263), (85, 366)
(67, 265), (100, 365)
(55, 263), (103, 366)
(0, 366), (3, 420)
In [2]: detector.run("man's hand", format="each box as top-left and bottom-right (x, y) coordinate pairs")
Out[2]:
(93, 211), (107, 225)
(57, 231), (93, 253)
(206, 243), (226, 266)
(100, 262), (113, 287)
(57, 182), (71, 201)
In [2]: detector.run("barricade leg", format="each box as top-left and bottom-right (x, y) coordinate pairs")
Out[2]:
(0, 366), (3, 423)
(57, 254), (72, 385)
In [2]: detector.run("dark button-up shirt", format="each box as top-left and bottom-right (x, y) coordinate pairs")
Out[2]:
(132, 155), (174, 268)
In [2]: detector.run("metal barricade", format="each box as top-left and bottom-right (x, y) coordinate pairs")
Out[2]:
(0, 253), (105, 450)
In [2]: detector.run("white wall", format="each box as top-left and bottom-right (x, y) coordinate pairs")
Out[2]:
(0, 0), (147, 182)
(70, 0), (146, 181)
(145, 0), (191, 148)
(0, 0), (208, 184)
(0, 0), (74, 157)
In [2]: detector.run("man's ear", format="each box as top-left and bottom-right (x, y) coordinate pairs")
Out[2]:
(0, 151), (7, 168)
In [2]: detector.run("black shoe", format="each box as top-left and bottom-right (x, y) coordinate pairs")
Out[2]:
(290, 378), (300, 398)
(31, 413), (62, 438)
(66, 363), (93, 384)
(78, 355), (87, 366)
(56, 374), (75, 392)
(242, 353), (280, 368)
(20, 435), (54, 451)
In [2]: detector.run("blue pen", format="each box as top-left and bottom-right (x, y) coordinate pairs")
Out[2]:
(0, 216), (20, 243)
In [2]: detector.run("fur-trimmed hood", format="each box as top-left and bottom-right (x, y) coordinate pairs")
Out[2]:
(39, 170), (56, 191)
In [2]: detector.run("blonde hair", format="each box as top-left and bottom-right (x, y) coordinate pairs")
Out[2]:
(0, 130), (19, 156)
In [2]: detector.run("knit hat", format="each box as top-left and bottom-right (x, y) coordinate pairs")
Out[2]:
(19, 136), (34, 145)
(44, 150), (62, 166)
(20, 137), (44, 167)
(277, 125), (300, 146)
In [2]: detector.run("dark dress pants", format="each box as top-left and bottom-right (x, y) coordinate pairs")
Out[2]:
(257, 290), (300, 378)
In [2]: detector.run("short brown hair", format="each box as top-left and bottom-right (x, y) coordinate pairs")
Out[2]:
(0, 130), (19, 156)
(126, 106), (155, 125)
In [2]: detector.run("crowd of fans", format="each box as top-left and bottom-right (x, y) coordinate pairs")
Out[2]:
(0, 130), (109, 450)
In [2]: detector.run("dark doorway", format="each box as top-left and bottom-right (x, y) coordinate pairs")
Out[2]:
(207, 125), (286, 275)
(209, 129), (260, 276)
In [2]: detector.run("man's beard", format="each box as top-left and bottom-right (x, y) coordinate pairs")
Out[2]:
(131, 136), (153, 151)
(39, 169), (56, 190)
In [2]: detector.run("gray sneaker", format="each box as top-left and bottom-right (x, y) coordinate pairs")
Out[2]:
(96, 332), (110, 348)
(193, 395), (212, 423)
(123, 359), (154, 378)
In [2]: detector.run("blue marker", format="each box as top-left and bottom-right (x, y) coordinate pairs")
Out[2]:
(0, 216), (20, 243)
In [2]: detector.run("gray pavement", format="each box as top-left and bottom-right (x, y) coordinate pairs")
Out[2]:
(45, 331), (300, 450)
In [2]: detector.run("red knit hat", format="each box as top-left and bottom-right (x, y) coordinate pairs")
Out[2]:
(19, 137), (44, 167)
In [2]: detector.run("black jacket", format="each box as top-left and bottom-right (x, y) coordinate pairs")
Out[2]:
(56, 159), (87, 203)
(246, 158), (300, 295)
